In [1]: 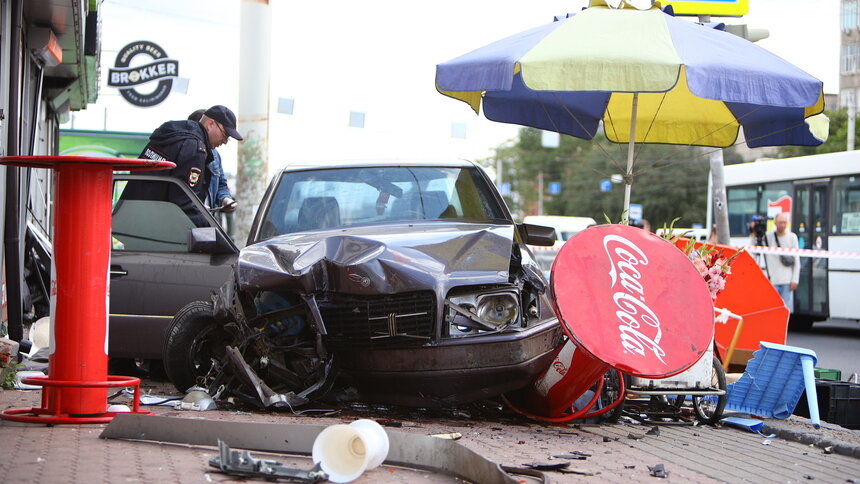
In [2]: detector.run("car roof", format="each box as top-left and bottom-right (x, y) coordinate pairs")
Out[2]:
(273, 159), (481, 175)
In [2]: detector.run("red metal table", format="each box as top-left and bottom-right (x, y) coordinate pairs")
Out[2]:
(0, 155), (174, 424)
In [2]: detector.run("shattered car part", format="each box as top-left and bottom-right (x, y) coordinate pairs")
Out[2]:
(101, 414), (534, 484)
(161, 162), (563, 408)
(210, 440), (326, 483)
(648, 463), (669, 478)
(173, 386), (217, 411)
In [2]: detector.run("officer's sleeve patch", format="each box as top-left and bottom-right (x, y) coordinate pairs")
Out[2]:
(189, 167), (202, 186)
(141, 146), (168, 161)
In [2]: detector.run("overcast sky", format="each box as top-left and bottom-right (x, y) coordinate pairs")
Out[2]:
(65, 0), (840, 178)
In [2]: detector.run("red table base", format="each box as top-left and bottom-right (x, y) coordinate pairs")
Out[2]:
(0, 156), (173, 424)
(0, 375), (152, 424)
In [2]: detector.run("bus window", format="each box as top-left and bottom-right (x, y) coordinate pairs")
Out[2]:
(833, 176), (860, 234)
(728, 186), (757, 236)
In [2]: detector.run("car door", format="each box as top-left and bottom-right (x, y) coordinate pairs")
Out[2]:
(109, 174), (239, 359)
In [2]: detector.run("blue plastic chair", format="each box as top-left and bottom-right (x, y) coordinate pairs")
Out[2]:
(723, 342), (820, 428)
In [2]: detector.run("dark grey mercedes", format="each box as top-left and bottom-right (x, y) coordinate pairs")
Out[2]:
(114, 161), (563, 408)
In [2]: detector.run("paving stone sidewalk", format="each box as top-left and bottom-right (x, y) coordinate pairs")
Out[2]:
(0, 383), (858, 483)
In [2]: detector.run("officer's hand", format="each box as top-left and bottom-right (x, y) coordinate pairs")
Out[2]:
(221, 197), (237, 213)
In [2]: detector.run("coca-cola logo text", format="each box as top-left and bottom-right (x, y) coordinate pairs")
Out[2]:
(602, 235), (667, 365)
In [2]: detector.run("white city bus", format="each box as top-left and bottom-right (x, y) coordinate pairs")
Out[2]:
(723, 151), (860, 327)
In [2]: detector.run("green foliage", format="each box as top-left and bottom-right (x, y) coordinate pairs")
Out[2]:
(1, 363), (21, 390)
(484, 127), (710, 229)
(778, 108), (855, 158)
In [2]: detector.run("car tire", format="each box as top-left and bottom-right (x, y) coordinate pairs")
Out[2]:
(163, 301), (230, 393)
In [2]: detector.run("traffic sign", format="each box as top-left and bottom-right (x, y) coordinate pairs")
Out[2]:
(548, 182), (561, 195)
(600, 179), (612, 192)
(628, 203), (643, 222)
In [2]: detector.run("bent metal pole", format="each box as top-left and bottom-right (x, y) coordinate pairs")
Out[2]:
(0, 156), (172, 424)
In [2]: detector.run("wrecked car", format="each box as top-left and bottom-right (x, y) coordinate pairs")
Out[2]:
(156, 161), (564, 408)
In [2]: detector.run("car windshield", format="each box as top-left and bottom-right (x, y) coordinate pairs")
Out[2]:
(256, 166), (507, 239)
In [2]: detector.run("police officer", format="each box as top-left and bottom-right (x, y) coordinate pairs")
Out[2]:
(188, 108), (237, 213)
(123, 105), (242, 225)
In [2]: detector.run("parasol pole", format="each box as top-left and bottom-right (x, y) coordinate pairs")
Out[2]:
(622, 92), (639, 222)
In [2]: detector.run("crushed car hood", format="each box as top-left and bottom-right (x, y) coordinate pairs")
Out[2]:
(238, 223), (516, 294)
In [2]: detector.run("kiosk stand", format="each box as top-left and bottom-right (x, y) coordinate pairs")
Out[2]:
(0, 156), (174, 424)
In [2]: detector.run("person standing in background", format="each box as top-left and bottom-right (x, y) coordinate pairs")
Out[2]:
(760, 212), (801, 311)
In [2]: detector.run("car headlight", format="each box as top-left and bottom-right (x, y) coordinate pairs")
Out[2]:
(476, 292), (519, 327)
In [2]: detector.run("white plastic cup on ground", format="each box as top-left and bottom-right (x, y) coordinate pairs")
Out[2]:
(312, 419), (389, 483)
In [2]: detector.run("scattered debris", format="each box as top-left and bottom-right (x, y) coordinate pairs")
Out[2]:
(762, 440), (771, 446)
(525, 462), (570, 471)
(173, 387), (217, 411)
(291, 408), (340, 417)
(624, 465), (636, 469)
(557, 450), (591, 458)
(553, 454), (587, 460)
(646, 426), (660, 436)
(429, 432), (462, 440)
(803, 475), (814, 480)
(628, 433), (645, 440)
(603, 436), (614, 442)
(648, 464), (669, 478)
(558, 467), (600, 476)
(823, 446), (834, 454)
(209, 440), (326, 483)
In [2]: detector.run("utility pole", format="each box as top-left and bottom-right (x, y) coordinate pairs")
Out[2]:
(234, 0), (272, 246)
(709, 149), (731, 244)
(849, 102), (856, 151)
(537, 171), (544, 215)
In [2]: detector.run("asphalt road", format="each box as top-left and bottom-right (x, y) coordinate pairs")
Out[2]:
(786, 318), (860, 382)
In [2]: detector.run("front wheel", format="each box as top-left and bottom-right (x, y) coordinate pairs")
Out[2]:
(163, 301), (232, 393)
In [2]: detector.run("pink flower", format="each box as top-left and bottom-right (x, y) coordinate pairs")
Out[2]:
(691, 257), (708, 275)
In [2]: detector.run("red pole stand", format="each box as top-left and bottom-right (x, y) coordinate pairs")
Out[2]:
(0, 156), (173, 424)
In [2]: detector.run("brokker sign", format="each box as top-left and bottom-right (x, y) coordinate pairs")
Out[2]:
(108, 41), (179, 107)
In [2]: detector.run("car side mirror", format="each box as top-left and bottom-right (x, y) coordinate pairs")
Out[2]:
(188, 227), (235, 254)
(519, 223), (556, 247)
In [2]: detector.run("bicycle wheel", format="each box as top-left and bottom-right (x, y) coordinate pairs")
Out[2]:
(692, 357), (727, 424)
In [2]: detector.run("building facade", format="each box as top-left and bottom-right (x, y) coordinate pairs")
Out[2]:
(1, 0), (101, 341)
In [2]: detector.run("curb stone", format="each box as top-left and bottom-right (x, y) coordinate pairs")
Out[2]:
(759, 416), (860, 458)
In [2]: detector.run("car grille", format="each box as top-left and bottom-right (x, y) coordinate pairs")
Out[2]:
(317, 291), (436, 348)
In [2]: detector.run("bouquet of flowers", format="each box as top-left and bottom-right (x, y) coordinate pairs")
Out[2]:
(660, 221), (743, 301)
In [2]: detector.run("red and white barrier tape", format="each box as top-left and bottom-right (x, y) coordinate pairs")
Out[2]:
(742, 245), (860, 260)
(529, 244), (860, 260)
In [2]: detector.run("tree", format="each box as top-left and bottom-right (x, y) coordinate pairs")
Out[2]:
(778, 108), (856, 157)
(483, 128), (711, 229)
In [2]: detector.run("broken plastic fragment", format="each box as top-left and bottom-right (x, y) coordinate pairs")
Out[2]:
(648, 463), (668, 478)
(430, 432), (462, 440)
(525, 462), (570, 471)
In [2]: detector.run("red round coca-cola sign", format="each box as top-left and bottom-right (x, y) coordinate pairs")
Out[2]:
(550, 224), (714, 378)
